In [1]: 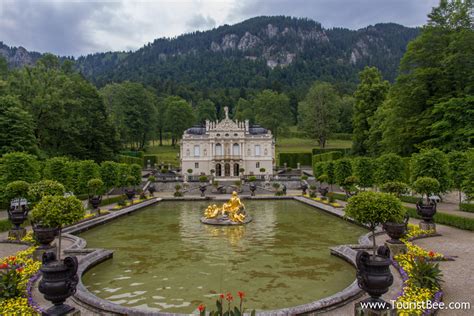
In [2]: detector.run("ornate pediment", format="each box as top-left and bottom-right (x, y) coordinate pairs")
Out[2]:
(209, 106), (245, 132)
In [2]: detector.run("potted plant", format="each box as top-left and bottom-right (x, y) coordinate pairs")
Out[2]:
(345, 191), (398, 308)
(412, 177), (440, 223)
(28, 180), (65, 203)
(31, 195), (85, 258)
(380, 181), (409, 198)
(147, 175), (156, 196)
(309, 185), (317, 198)
(87, 178), (104, 212)
(248, 177), (257, 196)
(5, 181), (30, 238)
(259, 167), (266, 173)
(341, 176), (359, 197)
(174, 184), (183, 197)
(32, 196), (84, 315)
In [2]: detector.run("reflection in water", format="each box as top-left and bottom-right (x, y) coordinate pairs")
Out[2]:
(80, 200), (366, 313)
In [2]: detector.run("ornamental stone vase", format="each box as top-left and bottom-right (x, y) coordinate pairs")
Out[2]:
(39, 252), (79, 315)
(356, 246), (393, 310)
(125, 189), (136, 201)
(8, 204), (29, 230)
(88, 195), (102, 211)
(199, 184), (207, 197)
(416, 200), (437, 223)
(32, 223), (58, 250)
(318, 187), (329, 197)
(249, 183), (257, 196)
(383, 214), (409, 244)
(148, 184), (156, 196)
(300, 182), (308, 195)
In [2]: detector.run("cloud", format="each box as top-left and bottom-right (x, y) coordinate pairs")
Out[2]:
(186, 13), (216, 31)
(0, 0), (438, 57)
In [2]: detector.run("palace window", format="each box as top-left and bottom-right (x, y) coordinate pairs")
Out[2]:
(255, 145), (261, 156)
(232, 143), (240, 155)
(215, 143), (222, 155)
(256, 162), (260, 168)
(194, 145), (200, 157)
(195, 162), (199, 169)
(186, 149), (190, 157)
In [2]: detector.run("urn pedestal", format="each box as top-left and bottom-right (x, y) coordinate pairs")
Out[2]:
(416, 202), (437, 233)
(7, 205), (29, 241)
(39, 253), (79, 315)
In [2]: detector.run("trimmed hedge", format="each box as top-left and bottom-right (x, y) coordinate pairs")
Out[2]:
(332, 192), (348, 201)
(312, 148), (350, 155)
(460, 203), (474, 213)
(405, 207), (474, 231)
(99, 195), (126, 207)
(120, 151), (144, 158)
(119, 155), (144, 167)
(331, 133), (353, 140)
(143, 155), (157, 167)
(312, 151), (343, 163)
(279, 153), (312, 167)
(0, 218), (12, 232)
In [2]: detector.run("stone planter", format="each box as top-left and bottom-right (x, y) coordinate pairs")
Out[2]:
(300, 183), (308, 195)
(199, 185), (207, 197)
(148, 184), (156, 196)
(416, 201), (437, 223)
(39, 252), (79, 315)
(88, 195), (102, 210)
(383, 215), (409, 244)
(318, 187), (329, 197)
(33, 224), (58, 250)
(7, 205), (29, 240)
(249, 183), (257, 196)
(125, 189), (136, 201)
(356, 246), (393, 309)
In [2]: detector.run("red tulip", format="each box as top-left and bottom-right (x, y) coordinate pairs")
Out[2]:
(226, 292), (233, 302)
(238, 291), (245, 299)
(220, 293), (225, 299)
(198, 304), (205, 312)
(0, 263), (7, 269)
(16, 267), (24, 273)
(428, 251), (435, 258)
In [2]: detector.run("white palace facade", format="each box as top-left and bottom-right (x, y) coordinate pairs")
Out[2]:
(180, 107), (275, 178)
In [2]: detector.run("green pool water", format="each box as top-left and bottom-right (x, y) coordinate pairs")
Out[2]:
(80, 200), (366, 313)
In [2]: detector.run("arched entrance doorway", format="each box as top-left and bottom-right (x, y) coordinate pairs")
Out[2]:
(224, 163), (231, 177)
(234, 163), (240, 176)
(216, 163), (222, 177)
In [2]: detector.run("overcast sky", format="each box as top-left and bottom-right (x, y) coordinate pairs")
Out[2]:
(0, 0), (439, 57)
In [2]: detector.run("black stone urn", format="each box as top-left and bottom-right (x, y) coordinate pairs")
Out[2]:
(39, 252), (79, 315)
(416, 200), (437, 223)
(199, 184), (207, 197)
(356, 246), (393, 309)
(318, 187), (329, 197)
(281, 184), (287, 196)
(148, 184), (156, 196)
(125, 189), (136, 201)
(300, 182), (308, 195)
(88, 195), (102, 210)
(383, 214), (409, 244)
(249, 183), (257, 196)
(7, 205), (29, 230)
(32, 224), (58, 250)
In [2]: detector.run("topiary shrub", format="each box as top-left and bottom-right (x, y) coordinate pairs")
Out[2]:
(28, 180), (65, 203)
(345, 191), (404, 255)
(380, 181), (409, 197)
(4, 181), (30, 202)
(199, 176), (208, 183)
(259, 168), (266, 173)
(412, 177), (440, 204)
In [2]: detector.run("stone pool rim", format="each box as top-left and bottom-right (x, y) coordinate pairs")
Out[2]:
(52, 196), (375, 315)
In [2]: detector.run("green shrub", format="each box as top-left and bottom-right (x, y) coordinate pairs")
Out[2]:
(460, 203), (474, 213)
(43, 157), (70, 184)
(399, 195), (421, 204)
(334, 159), (353, 185)
(99, 195), (126, 207)
(4, 181), (30, 201)
(31, 195), (84, 228)
(412, 177), (440, 204)
(376, 153), (404, 185)
(248, 176), (256, 182)
(411, 149), (451, 193)
(87, 178), (105, 196)
(410, 259), (443, 290)
(28, 180), (65, 203)
(279, 153), (312, 168)
(353, 157), (376, 189)
(199, 176), (208, 183)
(0, 219), (12, 232)
(313, 162), (326, 178)
(100, 161), (119, 193)
(0, 152), (40, 185)
(332, 192), (348, 201)
(120, 150), (144, 158)
(129, 164), (142, 186)
(78, 160), (100, 193)
(259, 168), (266, 173)
(380, 181), (409, 197)
(312, 151), (343, 163)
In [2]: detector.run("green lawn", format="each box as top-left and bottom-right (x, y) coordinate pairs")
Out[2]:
(144, 137), (352, 167)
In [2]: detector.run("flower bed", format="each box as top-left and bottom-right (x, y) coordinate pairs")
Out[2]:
(0, 246), (41, 315)
(110, 196), (155, 210)
(304, 195), (343, 208)
(392, 224), (447, 315)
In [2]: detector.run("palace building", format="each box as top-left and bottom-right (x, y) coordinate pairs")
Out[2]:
(180, 107), (274, 178)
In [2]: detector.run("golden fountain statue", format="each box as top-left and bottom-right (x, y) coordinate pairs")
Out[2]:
(201, 191), (252, 225)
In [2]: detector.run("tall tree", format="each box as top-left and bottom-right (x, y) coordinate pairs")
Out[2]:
(253, 90), (291, 140)
(234, 98), (255, 123)
(375, 0), (474, 154)
(163, 96), (195, 146)
(298, 82), (340, 148)
(0, 96), (37, 155)
(195, 99), (217, 124)
(352, 67), (389, 155)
